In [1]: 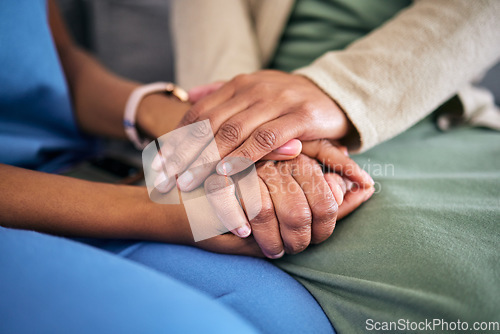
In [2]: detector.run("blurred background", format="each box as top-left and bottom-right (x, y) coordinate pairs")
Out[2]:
(57, 0), (175, 83)
(56, 0), (499, 104)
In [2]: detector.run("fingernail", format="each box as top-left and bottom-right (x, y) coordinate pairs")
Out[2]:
(273, 145), (296, 155)
(217, 161), (232, 175)
(364, 188), (375, 202)
(264, 249), (285, 259)
(235, 225), (251, 238)
(362, 170), (374, 186)
(177, 171), (193, 191)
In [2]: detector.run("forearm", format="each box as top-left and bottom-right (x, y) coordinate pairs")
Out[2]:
(59, 46), (138, 139)
(0, 164), (193, 244)
(59, 45), (190, 140)
(47, 0), (133, 139)
(49, 0), (187, 140)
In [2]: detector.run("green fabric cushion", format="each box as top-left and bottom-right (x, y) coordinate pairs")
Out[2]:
(270, 0), (411, 72)
(269, 1), (499, 331)
(274, 118), (500, 332)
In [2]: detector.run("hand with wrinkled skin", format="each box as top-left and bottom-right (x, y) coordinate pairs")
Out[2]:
(156, 70), (352, 192)
(147, 78), (374, 258)
(203, 140), (374, 259)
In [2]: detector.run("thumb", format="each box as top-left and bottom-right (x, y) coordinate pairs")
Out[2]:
(262, 139), (302, 161)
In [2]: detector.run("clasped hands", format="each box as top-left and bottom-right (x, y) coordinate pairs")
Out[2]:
(148, 70), (374, 258)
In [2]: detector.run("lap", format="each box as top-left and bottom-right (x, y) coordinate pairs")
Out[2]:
(0, 227), (334, 334)
(0, 227), (258, 334)
(84, 238), (334, 334)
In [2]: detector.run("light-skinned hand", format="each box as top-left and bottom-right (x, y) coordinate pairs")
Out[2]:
(158, 70), (352, 192)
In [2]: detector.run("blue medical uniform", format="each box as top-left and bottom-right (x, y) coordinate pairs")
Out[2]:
(0, 0), (96, 172)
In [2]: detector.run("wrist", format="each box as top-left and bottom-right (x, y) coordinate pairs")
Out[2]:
(124, 82), (189, 149)
(339, 115), (360, 150)
(295, 74), (352, 140)
(136, 93), (190, 140)
(127, 185), (194, 244)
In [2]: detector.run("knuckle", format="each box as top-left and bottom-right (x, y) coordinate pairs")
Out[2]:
(277, 88), (295, 101)
(218, 121), (242, 144)
(190, 120), (211, 139)
(285, 206), (312, 231)
(233, 73), (250, 86)
(314, 198), (338, 223)
(197, 154), (216, 167)
(286, 234), (311, 254)
(204, 174), (233, 194)
(293, 154), (307, 163)
(312, 223), (336, 244)
(168, 154), (184, 170)
(275, 160), (293, 177)
(238, 147), (254, 161)
(311, 219), (337, 244)
(299, 101), (316, 114)
(291, 155), (313, 175)
(254, 128), (279, 151)
(256, 160), (276, 177)
(181, 113), (198, 126)
(251, 204), (275, 227)
(253, 82), (273, 95)
(255, 160), (270, 170)
(297, 154), (315, 166)
(184, 106), (203, 123)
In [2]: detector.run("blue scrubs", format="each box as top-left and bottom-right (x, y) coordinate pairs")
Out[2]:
(0, 1), (333, 333)
(0, 0), (97, 172)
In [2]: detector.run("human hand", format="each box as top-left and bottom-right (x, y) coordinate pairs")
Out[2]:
(203, 142), (374, 259)
(137, 82), (304, 194)
(300, 139), (374, 188)
(135, 79), (227, 140)
(151, 132), (302, 194)
(156, 70), (350, 192)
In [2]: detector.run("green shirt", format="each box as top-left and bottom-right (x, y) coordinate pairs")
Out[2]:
(271, 0), (411, 72)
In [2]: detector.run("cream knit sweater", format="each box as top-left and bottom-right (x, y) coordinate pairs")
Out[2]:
(172, 0), (500, 152)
